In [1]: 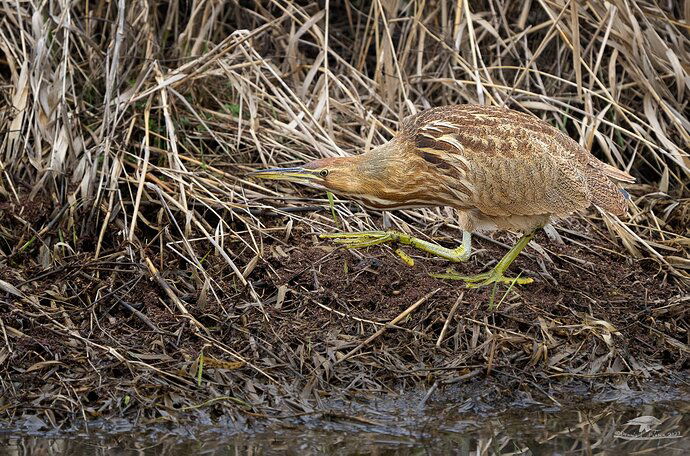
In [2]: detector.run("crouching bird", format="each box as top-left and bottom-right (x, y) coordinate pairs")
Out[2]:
(252, 105), (634, 287)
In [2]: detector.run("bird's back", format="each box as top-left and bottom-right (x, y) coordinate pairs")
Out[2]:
(399, 105), (633, 219)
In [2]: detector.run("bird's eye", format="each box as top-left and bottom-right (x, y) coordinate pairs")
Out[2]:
(319, 169), (329, 177)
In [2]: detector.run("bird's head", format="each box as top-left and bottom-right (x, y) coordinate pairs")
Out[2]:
(251, 142), (429, 210)
(250, 156), (362, 194)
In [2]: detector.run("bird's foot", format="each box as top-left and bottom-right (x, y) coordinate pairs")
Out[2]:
(320, 230), (470, 264)
(431, 267), (533, 289)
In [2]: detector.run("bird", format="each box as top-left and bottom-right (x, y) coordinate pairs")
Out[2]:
(251, 105), (634, 287)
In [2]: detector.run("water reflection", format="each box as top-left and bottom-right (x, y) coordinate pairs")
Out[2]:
(2, 402), (688, 455)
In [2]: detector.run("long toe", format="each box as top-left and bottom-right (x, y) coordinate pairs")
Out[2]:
(429, 269), (491, 282)
(320, 231), (386, 239)
(430, 269), (533, 288)
(319, 231), (394, 248)
(467, 274), (534, 289)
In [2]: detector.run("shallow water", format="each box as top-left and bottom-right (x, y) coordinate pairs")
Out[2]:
(2, 399), (689, 455)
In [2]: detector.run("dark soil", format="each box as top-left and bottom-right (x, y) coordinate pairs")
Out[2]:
(0, 197), (688, 430)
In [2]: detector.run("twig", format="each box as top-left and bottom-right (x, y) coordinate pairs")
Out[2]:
(418, 380), (438, 410)
(144, 256), (207, 334)
(436, 292), (464, 347)
(115, 296), (173, 336)
(335, 288), (440, 365)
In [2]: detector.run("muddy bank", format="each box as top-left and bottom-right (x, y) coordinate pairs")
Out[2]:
(1, 195), (688, 430)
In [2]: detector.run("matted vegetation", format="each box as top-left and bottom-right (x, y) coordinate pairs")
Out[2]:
(0, 0), (688, 429)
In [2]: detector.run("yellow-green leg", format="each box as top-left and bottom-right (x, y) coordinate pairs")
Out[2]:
(431, 231), (536, 288)
(320, 230), (472, 263)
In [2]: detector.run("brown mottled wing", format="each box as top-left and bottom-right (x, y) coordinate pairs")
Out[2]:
(403, 105), (596, 217)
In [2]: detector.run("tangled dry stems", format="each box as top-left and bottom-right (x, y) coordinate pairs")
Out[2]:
(0, 0), (688, 428)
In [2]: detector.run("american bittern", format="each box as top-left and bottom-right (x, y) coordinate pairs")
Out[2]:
(252, 105), (634, 287)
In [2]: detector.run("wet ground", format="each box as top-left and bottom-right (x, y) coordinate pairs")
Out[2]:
(3, 393), (689, 455)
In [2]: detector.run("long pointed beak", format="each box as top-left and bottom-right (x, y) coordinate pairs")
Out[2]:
(249, 167), (321, 185)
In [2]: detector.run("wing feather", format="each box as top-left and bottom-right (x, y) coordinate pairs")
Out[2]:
(404, 105), (626, 216)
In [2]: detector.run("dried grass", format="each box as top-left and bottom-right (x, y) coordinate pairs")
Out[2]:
(0, 0), (688, 428)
